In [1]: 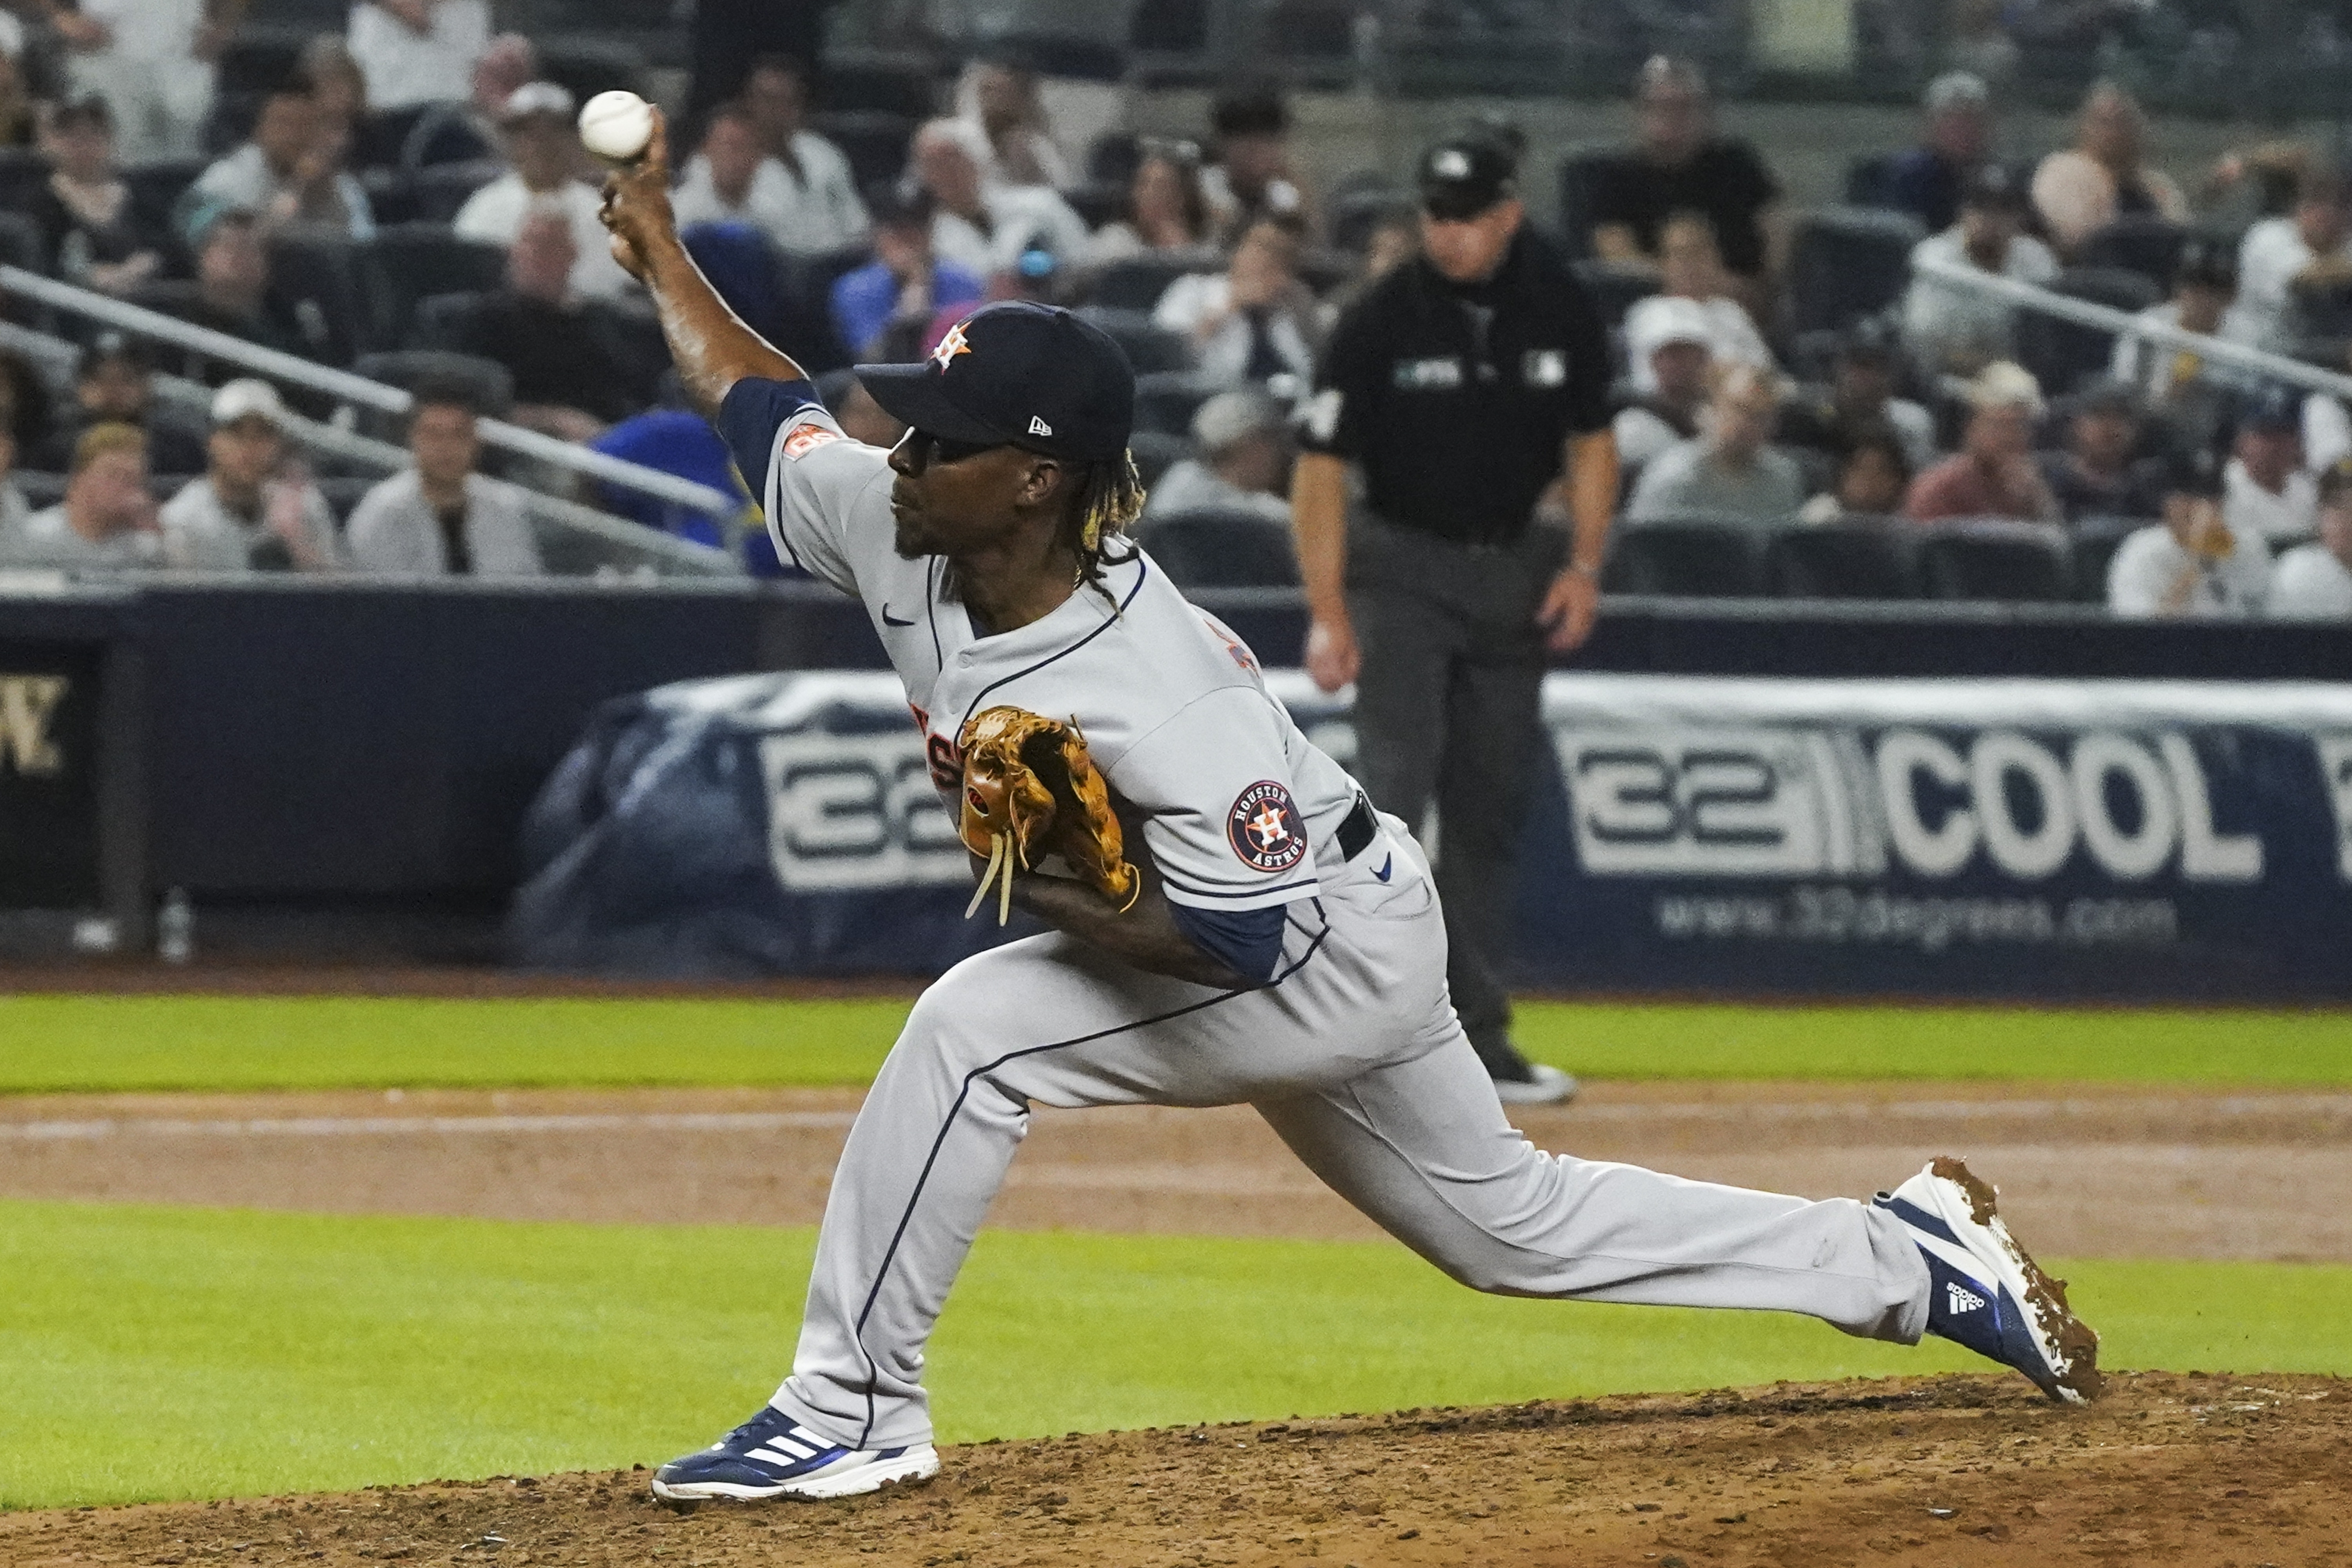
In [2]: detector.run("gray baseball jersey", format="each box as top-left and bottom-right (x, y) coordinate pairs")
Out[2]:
(720, 379), (1933, 1453)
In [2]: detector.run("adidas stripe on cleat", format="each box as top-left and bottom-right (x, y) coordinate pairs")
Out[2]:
(651, 1405), (940, 1502)
(1875, 1156), (2102, 1406)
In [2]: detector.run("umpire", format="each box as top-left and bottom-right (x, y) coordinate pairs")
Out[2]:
(1291, 132), (1618, 1105)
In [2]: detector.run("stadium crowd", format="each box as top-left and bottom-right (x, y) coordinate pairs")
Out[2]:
(0, 0), (2345, 616)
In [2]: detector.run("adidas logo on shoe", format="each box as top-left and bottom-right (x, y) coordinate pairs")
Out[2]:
(1945, 1281), (1987, 1314)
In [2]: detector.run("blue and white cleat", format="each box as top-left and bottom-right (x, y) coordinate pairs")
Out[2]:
(650, 1406), (940, 1503)
(1875, 1156), (2102, 1405)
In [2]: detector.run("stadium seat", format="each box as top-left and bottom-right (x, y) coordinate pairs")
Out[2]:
(2067, 515), (2148, 601)
(0, 148), (44, 219)
(1571, 259), (1658, 331)
(216, 28), (305, 95)
(353, 348), (514, 423)
(1555, 147), (1617, 261)
(1843, 151), (1902, 209)
(0, 209), (42, 276)
(536, 40), (643, 107)
(390, 104), (495, 172)
(2076, 216), (2191, 294)
(316, 474), (377, 526)
(1787, 207), (1926, 337)
(1087, 250), (1221, 311)
(1602, 519), (1769, 597)
(1065, 180), (1129, 232)
(408, 162), (501, 225)
(818, 53), (940, 119)
(1327, 179), (1409, 255)
(1918, 519), (2074, 601)
(1764, 519), (1920, 599)
(811, 111), (917, 192)
(366, 225), (508, 349)
(267, 232), (372, 362)
(2016, 267), (2160, 400)
(1072, 308), (1196, 374)
(124, 158), (209, 241)
(1131, 506), (1300, 588)
(681, 221), (786, 343)
(1129, 430), (1190, 488)
(1132, 371), (1216, 436)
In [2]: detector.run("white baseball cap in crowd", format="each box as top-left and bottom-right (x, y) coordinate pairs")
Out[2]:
(500, 80), (578, 124)
(1965, 359), (2044, 416)
(1627, 296), (1716, 366)
(211, 377), (288, 428)
(1190, 389), (1285, 453)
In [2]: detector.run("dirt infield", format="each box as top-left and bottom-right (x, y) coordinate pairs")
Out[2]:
(5, 1372), (2345, 1567)
(5, 1081), (2348, 1262)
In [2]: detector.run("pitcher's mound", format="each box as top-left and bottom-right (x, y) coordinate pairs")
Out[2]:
(8, 1372), (2343, 1566)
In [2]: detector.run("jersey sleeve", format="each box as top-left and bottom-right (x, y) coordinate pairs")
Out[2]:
(1109, 687), (1323, 913)
(717, 376), (892, 596)
(1297, 297), (1383, 460)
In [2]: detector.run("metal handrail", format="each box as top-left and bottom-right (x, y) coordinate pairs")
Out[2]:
(0, 318), (735, 575)
(1908, 254), (2352, 402)
(0, 264), (742, 522)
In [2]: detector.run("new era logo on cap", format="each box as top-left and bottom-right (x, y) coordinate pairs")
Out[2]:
(1028, 416), (1053, 436)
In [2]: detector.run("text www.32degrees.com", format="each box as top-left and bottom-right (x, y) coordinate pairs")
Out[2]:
(1654, 885), (2180, 953)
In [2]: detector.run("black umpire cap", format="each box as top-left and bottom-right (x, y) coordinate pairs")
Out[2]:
(856, 301), (1136, 463)
(1417, 134), (1517, 221)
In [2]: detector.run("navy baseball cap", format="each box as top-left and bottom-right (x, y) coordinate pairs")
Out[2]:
(2239, 383), (2303, 434)
(1418, 135), (1516, 221)
(855, 302), (1135, 463)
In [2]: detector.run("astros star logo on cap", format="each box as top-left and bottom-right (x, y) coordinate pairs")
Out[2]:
(931, 321), (973, 372)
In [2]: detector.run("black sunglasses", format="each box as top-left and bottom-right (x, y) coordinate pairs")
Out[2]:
(902, 428), (1007, 469)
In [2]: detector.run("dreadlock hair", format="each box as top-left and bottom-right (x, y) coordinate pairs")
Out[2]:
(1065, 448), (1147, 599)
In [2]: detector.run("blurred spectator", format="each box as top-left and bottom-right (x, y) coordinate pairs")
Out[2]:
(454, 83), (632, 301)
(51, 0), (231, 162)
(1143, 389), (1292, 525)
(2108, 446), (2270, 616)
(829, 187), (983, 361)
(1905, 361), (2062, 522)
(1626, 363), (1803, 524)
(1621, 211), (1771, 394)
(2236, 166), (2352, 353)
(2224, 386), (2318, 544)
(1902, 164), (2056, 377)
(953, 48), (1070, 190)
(165, 204), (317, 361)
(1778, 320), (1936, 473)
(30, 93), (166, 298)
(686, 0), (828, 134)
(185, 83), (375, 240)
(910, 119), (1089, 277)
(671, 97), (868, 257)
(588, 408), (753, 555)
(7, 423), (160, 569)
(1799, 424), (1913, 523)
(347, 0), (490, 115)
(1152, 220), (1316, 394)
(2267, 456), (2352, 615)
(2038, 379), (2163, 522)
(390, 31), (532, 170)
(0, 21), (40, 147)
(1086, 139), (1212, 265)
(35, 334), (204, 475)
(1613, 297), (1713, 472)
(1586, 58), (1782, 303)
(298, 35), (368, 132)
(831, 377), (904, 448)
(435, 209), (648, 440)
(2112, 236), (2247, 405)
(2030, 83), (2186, 258)
(0, 374), (30, 555)
(1880, 71), (1994, 235)
(1944, 0), (2020, 83)
(1202, 82), (1310, 241)
(158, 379), (341, 572)
(347, 378), (541, 576)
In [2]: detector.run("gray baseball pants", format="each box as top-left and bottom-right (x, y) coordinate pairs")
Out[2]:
(1345, 514), (1563, 1071)
(771, 825), (1931, 1451)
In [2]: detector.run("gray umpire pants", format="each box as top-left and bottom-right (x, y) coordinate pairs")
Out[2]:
(1345, 514), (1564, 1071)
(769, 828), (1931, 1451)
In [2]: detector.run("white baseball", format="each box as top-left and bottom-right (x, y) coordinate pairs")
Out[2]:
(578, 90), (655, 163)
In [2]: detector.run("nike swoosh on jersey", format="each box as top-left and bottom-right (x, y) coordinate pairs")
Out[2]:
(1372, 853), (1393, 882)
(881, 606), (917, 626)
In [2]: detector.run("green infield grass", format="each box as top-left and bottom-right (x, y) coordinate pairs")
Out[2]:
(2, 1200), (2347, 1510)
(4, 995), (2350, 1094)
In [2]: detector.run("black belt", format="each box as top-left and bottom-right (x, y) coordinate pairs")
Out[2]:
(1335, 793), (1379, 862)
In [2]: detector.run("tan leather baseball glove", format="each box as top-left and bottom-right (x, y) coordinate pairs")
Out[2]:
(956, 706), (1140, 924)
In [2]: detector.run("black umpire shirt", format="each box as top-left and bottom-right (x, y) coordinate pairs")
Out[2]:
(1300, 231), (1612, 547)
